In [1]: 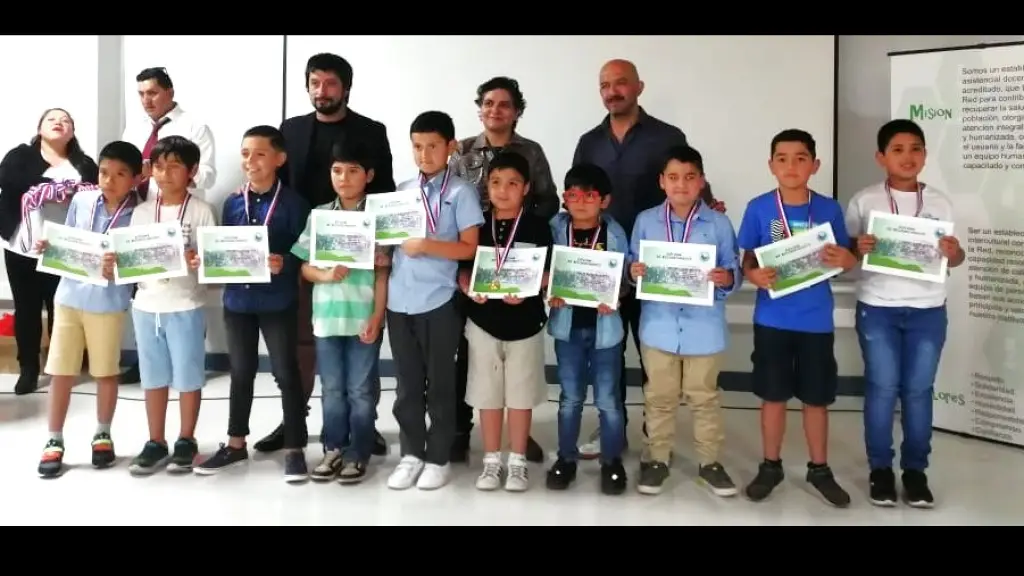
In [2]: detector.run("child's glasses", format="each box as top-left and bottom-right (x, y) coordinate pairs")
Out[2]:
(563, 190), (602, 203)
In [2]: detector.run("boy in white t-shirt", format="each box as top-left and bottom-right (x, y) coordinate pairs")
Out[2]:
(124, 136), (218, 475)
(846, 119), (965, 509)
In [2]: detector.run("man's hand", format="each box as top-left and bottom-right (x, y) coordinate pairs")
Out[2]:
(401, 238), (427, 257)
(708, 267), (734, 288)
(360, 314), (383, 344)
(746, 266), (777, 290)
(268, 253), (284, 275)
(939, 235), (962, 260)
(856, 234), (877, 257)
(821, 244), (856, 270)
(630, 262), (647, 281)
(101, 253), (116, 281)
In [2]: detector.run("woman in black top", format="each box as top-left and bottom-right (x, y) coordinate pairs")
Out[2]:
(0, 108), (98, 395)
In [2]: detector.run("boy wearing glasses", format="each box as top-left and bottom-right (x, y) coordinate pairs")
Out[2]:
(545, 163), (629, 495)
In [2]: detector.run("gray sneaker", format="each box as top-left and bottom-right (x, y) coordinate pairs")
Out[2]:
(698, 462), (738, 497)
(636, 461), (670, 495)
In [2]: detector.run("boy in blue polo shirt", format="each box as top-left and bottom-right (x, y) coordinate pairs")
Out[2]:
(629, 145), (742, 498)
(737, 129), (857, 507)
(386, 111), (484, 491)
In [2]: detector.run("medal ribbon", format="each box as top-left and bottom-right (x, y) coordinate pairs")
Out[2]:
(418, 169), (452, 235)
(774, 188), (813, 239)
(492, 209), (524, 280)
(884, 180), (924, 217)
(156, 192), (192, 225)
(568, 221), (602, 249)
(89, 193), (134, 233)
(243, 180), (282, 226)
(665, 201), (700, 243)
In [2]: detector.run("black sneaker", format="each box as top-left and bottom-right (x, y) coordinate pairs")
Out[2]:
(745, 460), (785, 502)
(91, 432), (117, 469)
(806, 463), (851, 508)
(698, 462), (738, 497)
(128, 441), (170, 475)
(373, 429), (388, 457)
(194, 444), (249, 475)
(869, 467), (898, 507)
(311, 449), (343, 481)
(545, 458), (577, 490)
(636, 461), (670, 495)
(168, 438), (199, 474)
(254, 424), (285, 453)
(14, 370), (39, 396)
(601, 459), (628, 495)
(525, 436), (545, 464)
(120, 363), (141, 385)
(38, 439), (65, 479)
(450, 433), (471, 464)
(338, 460), (368, 484)
(284, 451), (308, 484)
(901, 469), (934, 509)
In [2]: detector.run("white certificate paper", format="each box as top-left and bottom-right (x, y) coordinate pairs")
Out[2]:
(196, 225), (271, 285)
(862, 211), (953, 284)
(364, 190), (427, 246)
(754, 222), (843, 299)
(467, 246), (548, 299)
(636, 239), (717, 306)
(546, 245), (625, 309)
(309, 209), (376, 270)
(109, 221), (188, 285)
(35, 222), (109, 287)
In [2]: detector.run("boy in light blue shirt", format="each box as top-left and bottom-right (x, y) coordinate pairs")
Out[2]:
(628, 145), (742, 498)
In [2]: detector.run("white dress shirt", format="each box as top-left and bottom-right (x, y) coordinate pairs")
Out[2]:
(121, 104), (217, 201)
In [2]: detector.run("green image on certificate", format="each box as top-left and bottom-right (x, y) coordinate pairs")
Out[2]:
(468, 246), (547, 299)
(862, 211), (952, 283)
(547, 245), (624, 308)
(754, 222), (843, 299)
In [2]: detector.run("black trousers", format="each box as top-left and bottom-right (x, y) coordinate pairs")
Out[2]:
(223, 307), (308, 449)
(388, 297), (462, 466)
(4, 250), (59, 372)
(454, 293), (473, 436)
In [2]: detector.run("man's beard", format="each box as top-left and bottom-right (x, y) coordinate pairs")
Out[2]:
(314, 99), (344, 115)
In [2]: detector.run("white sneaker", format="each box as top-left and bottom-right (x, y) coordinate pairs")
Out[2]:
(579, 427), (601, 460)
(505, 453), (529, 492)
(387, 456), (424, 490)
(476, 452), (504, 491)
(416, 462), (451, 490)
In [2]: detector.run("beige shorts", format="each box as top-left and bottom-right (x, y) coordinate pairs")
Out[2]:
(45, 305), (125, 378)
(464, 319), (547, 410)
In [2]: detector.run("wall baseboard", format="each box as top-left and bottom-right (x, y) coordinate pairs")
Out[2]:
(117, 350), (867, 397)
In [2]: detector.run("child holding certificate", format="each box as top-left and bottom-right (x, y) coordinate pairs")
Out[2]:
(123, 136), (217, 476)
(545, 163), (629, 496)
(290, 140), (388, 484)
(627, 145), (741, 497)
(457, 151), (552, 492)
(192, 125), (311, 483)
(35, 141), (143, 478)
(737, 129), (857, 507)
(845, 119), (964, 509)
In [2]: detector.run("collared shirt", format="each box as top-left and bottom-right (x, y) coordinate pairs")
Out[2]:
(449, 132), (559, 221)
(572, 107), (688, 236)
(388, 171), (484, 315)
(54, 188), (137, 314)
(220, 181), (310, 314)
(630, 200), (742, 356)
(121, 104), (217, 200)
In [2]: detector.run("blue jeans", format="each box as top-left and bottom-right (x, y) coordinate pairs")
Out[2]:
(554, 328), (625, 463)
(316, 334), (383, 463)
(856, 302), (947, 471)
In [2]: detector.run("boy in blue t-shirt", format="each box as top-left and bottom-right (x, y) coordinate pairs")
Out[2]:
(737, 129), (857, 508)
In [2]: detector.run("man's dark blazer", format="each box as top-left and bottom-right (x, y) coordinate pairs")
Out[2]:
(278, 110), (396, 198)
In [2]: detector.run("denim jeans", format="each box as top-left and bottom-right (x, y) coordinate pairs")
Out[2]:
(554, 328), (625, 463)
(856, 302), (948, 471)
(316, 333), (383, 463)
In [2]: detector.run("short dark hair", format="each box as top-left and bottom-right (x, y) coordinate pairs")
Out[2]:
(475, 76), (527, 113)
(410, 111), (455, 142)
(877, 119), (926, 153)
(487, 151), (531, 185)
(98, 141), (144, 176)
(771, 129), (816, 158)
(305, 53), (353, 90)
(136, 67), (173, 90)
(564, 163), (612, 197)
(150, 136), (200, 170)
(242, 125), (286, 152)
(662, 145), (705, 174)
(331, 139), (375, 173)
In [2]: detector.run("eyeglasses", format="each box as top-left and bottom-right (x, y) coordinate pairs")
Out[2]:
(563, 190), (602, 203)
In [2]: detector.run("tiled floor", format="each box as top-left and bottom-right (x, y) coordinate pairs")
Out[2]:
(0, 373), (1020, 525)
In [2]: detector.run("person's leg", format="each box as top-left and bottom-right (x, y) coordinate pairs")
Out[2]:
(463, 320), (504, 488)
(547, 330), (588, 490)
(855, 302), (903, 506)
(592, 339), (626, 495)
(898, 305), (947, 508)
(339, 333), (383, 484)
(683, 353), (735, 497)
(165, 309), (207, 472)
(6, 251), (45, 394)
(500, 326), (546, 492)
(451, 293), (474, 462)
(38, 305), (86, 478)
(636, 345), (681, 495)
(745, 325), (797, 502)
(260, 308), (308, 483)
(312, 335), (347, 481)
(795, 330), (848, 508)
(82, 311), (127, 470)
(128, 309), (174, 475)
(419, 299), (461, 489)
(386, 309), (429, 490)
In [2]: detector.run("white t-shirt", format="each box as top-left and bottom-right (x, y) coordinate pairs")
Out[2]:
(129, 195), (218, 313)
(845, 181), (955, 309)
(4, 161), (81, 258)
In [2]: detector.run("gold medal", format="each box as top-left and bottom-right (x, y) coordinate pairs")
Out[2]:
(489, 280), (501, 291)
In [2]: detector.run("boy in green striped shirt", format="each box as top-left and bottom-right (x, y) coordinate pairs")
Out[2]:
(290, 139), (389, 484)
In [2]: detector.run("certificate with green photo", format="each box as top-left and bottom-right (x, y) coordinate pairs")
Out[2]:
(754, 222), (843, 299)
(468, 246), (547, 299)
(309, 209), (376, 270)
(35, 222), (109, 287)
(109, 221), (188, 285)
(862, 211), (952, 284)
(546, 245), (624, 309)
(196, 225), (271, 285)
(636, 239), (717, 306)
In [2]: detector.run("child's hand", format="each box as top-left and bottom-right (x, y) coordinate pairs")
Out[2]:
(597, 303), (615, 315)
(401, 238), (427, 257)
(821, 244), (855, 269)
(101, 253), (116, 281)
(710, 200), (727, 213)
(856, 234), (877, 256)
(502, 295), (523, 305)
(630, 262), (647, 281)
(374, 250), (392, 268)
(746, 266), (776, 290)
(34, 239), (49, 253)
(184, 248), (197, 267)
(938, 235), (962, 260)
(188, 253), (202, 270)
(548, 297), (566, 309)
(268, 253), (284, 275)
(321, 265), (349, 283)
(359, 314), (383, 344)
(472, 294), (487, 304)
(707, 267), (734, 288)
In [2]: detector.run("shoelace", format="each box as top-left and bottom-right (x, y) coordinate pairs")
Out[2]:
(481, 459), (502, 479)
(396, 456), (421, 473)
(508, 462), (528, 481)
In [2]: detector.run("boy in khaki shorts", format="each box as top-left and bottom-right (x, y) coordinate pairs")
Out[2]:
(35, 141), (144, 479)
(458, 152), (552, 492)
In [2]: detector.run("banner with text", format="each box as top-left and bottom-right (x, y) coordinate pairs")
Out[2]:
(890, 43), (1024, 446)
